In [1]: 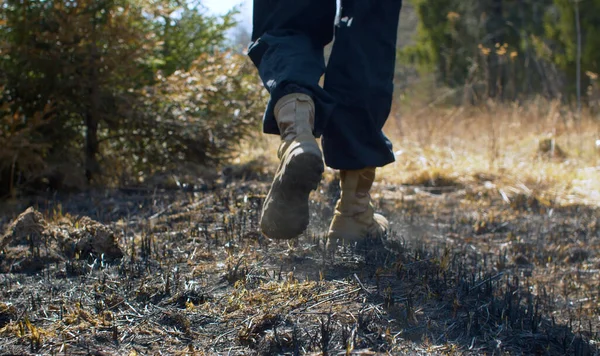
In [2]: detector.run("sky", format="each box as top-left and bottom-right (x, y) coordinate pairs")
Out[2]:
(202, 0), (252, 30)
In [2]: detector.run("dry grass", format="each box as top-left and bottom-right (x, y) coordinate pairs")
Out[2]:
(240, 99), (599, 207)
(0, 177), (597, 354)
(380, 98), (599, 206)
(0, 99), (599, 355)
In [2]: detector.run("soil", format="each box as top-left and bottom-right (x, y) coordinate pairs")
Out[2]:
(0, 173), (598, 355)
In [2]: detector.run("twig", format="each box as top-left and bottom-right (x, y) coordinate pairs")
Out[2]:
(124, 302), (142, 317)
(212, 329), (237, 346)
(305, 287), (362, 311)
(353, 274), (371, 295)
(469, 272), (505, 292)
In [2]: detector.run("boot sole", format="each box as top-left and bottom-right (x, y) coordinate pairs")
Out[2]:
(260, 146), (324, 239)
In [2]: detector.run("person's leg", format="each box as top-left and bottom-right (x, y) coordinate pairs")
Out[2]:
(322, 0), (402, 170)
(248, 0), (337, 137)
(324, 0), (403, 249)
(248, 0), (336, 240)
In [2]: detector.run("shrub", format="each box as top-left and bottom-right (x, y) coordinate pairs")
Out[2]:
(104, 52), (267, 184)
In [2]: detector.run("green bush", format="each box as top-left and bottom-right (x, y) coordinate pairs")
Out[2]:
(0, 0), (266, 197)
(104, 52), (267, 185)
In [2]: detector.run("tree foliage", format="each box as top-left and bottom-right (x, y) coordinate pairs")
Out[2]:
(401, 0), (599, 101)
(0, 0), (265, 197)
(108, 52), (265, 180)
(157, 1), (238, 75)
(544, 0), (600, 93)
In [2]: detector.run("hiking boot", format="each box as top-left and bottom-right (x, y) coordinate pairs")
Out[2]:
(260, 93), (324, 239)
(326, 167), (388, 250)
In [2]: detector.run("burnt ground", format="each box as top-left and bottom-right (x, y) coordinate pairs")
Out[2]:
(0, 171), (599, 355)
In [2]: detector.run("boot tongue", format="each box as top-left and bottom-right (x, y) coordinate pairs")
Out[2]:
(338, 168), (376, 215)
(276, 102), (297, 141)
(274, 94), (315, 141)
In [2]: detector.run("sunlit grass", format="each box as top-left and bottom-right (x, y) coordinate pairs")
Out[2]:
(236, 98), (599, 206)
(382, 98), (599, 205)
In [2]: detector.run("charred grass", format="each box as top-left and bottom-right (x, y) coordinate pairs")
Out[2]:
(0, 100), (599, 355)
(0, 174), (598, 355)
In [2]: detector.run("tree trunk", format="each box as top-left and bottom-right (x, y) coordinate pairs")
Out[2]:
(85, 102), (99, 183)
(575, 0), (582, 118)
(485, 0), (504, 100)
(85, 18), (100, 183)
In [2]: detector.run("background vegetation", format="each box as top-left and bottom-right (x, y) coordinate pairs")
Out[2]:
(385, 0), (599, 207)
(0, 0), (265, 198)
(398, 0), (600, 104)
(0, 0), (598, 201)
(0, 2), (599, 354)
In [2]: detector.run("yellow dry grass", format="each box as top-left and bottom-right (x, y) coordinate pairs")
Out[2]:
(237, 98), (600, 207)
(383, 98), (599, 206)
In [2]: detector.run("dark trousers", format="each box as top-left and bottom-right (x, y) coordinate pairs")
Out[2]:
(248, 0), (402, 170)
